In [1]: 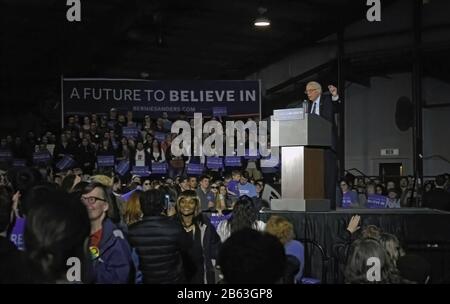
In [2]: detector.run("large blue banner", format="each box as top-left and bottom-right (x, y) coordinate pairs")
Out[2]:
(62, 79), (261, 120)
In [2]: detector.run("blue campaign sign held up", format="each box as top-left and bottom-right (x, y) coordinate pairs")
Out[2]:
(13, 159), (26, 167)
(151, 162), (168, 174)
(186, 163), (204, 175)
(131, 166), (151, 177)
(206, 157), (223, 169)
(122, 127), (140, 139)
(366, 194), (387, 209)
(0, 149), (12, 161)
(97, 155), (115, 167)
(225, 156), (242, 167)
(212, 106), (227, 117)
(33, 151), (52, 165)
(56, 155), (76, 171)
(154, 132), (167, 143)
(115, 160), (130, 176)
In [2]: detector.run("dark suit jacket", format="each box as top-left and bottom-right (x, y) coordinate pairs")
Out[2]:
(422, 188), (450, 211)
(318, 93), (340, 152)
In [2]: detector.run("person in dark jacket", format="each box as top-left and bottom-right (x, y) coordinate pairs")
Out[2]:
(422, 175), (450, 211)
(174, 190), (221, 284)
(81, 182), (133, 284)
(128, 189), (191, 284)
(75, 137), (96, 175)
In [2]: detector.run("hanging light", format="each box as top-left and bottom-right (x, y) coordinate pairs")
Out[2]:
(254, 7), (271, 27)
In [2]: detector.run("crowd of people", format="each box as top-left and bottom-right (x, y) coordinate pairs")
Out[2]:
(0, 109), (447, 284)
(339, 173), (450, 210)
(0, 165), (437, 284)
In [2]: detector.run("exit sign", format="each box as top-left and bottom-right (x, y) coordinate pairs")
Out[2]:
(381, 148), (399, 156)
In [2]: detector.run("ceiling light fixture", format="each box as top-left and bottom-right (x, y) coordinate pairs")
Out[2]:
(254, 7), (271, 27)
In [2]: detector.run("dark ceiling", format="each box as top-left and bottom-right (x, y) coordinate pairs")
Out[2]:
(1, 0), (381, 111)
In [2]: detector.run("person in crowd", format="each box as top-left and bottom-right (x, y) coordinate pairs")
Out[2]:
(375, 184), (385, 196)
(218, 228), (286, 284)
(255, 180), (264, 199)
(188, 176), (198, 190)
(422, 174), (450, 211)
(195, 175), (215, 210)
(149, 139), (166, 163)
(97, 138), (115, 157)
(399, 177), (410, 207)
(75, 137), (96, 175)
(379, 233), (405, 267)
(81, 182), (134, 283)
(173, 190), (221, 284)
(142, 179), (152, 192)
(81, 116), (91, 134)
(216, 195), (266, 242)
(238, 171), (257, 198)
(178, 177), (191, 193)
(116, 137), (132, 164)
(53, 134), (76, 165)
(266, 215), (305, 283)
(344, 238), (404, 284)
(423, 180), (435, 194)
(132, 141), (151, 167)
(128, 189), (191, 284)
(61, 173), (82, 193)
(340, 179), (359, 208)
(0, 185), (26, 283)
(218, 184), (232, 209)
(7, 167), (43, 250)
(386, 188), (401, 208)
(123, 190), (143, 227)
(226, 170), (241, 203)
(386, 180), (396, 190)
(24, 188), (91, 283)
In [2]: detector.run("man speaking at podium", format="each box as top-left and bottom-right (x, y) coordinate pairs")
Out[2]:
(305, 81), (340, 209)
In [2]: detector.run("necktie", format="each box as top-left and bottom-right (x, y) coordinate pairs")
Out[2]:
(311, 102), (316, 114)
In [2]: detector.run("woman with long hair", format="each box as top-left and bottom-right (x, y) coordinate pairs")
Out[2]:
(123, 190), (143, 226)
(216, 195), (266, 243)
(174, 190), (220, 284)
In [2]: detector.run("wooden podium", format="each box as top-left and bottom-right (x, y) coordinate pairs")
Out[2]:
(270, 109), (332, 211)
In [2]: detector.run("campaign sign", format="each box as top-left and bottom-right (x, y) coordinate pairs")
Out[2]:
(151, 162), (168, 174)
(122, 127), (139, 139)
(366, 194), (387, 209)
(56, 155), (76, 171)
(33, 151), (52, 165)
(0, 149), (12, 162)
(130, 166), (150, 177)
(206, 157), (223, 169)
(225, 156), (242, 167)
(97, 155), (115, 167)
(13, 159), (26, 167)
(154, 132), (167, 143)
(115, 160), (130, 176)
(186, 163), (204, 175)
(209, 213), (232, 230)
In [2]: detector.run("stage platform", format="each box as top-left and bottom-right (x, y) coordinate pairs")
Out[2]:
(259, 208), (450, 283)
